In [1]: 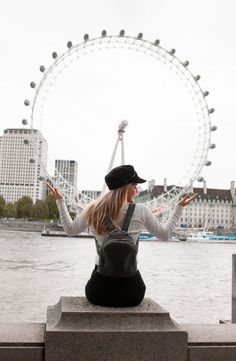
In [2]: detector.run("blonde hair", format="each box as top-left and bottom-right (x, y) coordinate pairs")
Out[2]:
(84, 184), (131, 235)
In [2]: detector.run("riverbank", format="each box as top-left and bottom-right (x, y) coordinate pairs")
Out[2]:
(0, 219), (60, 233)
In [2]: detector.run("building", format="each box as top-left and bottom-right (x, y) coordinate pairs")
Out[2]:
(81, 189), (101, 200)
(136, 181), (236, 231)
(54, 160), (78, 189)
(0, 128), (48, 203)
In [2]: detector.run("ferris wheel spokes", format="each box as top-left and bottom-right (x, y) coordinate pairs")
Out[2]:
(21, 31), (217, 211)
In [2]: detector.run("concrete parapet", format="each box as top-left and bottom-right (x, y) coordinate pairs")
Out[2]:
(184, 324), (236, 361)
(45, 296), (188, 361)
(0, 322), (45, 361)
(1, 300), (236, 360)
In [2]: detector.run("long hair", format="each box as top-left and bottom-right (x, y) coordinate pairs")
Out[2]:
(84, 184), (131, 235)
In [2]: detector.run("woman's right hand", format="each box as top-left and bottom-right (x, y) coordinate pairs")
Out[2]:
(47, 182), (63, 199)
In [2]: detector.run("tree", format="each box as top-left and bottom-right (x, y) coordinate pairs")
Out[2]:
(30, 200), (49, 220)
(45, 194), (59, 219)
(16, 196), (33, 219)
(0, 195), (6, 218)
(3, 203), (17, 219)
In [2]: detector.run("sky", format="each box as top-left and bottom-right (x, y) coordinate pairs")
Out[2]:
(0, 0), (235, 191)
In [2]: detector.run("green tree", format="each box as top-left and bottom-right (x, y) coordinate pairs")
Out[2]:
(16, 196), (33, 219)
(3, 203), (17, 219)
(0, 195), (6, 218)
(30, 200), (49, 220)
(45, 194), (59, 219)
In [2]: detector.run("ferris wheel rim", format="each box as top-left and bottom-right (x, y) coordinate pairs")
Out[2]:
(23, 32), (216, 210)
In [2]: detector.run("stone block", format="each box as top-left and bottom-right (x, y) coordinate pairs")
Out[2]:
(0, 323), (45, 361)
(45, 297), (187, 361)
(184, 324), (236, 361)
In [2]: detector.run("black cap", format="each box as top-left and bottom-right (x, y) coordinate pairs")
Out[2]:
(105, 165), (146, 190)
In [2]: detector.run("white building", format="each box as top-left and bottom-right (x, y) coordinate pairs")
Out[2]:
(178, 181), (236, 231)
(0, 128), (48, 203)
(137, 181), (236, 231)
(55, 160), (78, 189)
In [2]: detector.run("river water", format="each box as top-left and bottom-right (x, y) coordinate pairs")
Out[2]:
(0, 229), (235, 324)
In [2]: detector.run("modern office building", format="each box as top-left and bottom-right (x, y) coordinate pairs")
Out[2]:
(136, 180), (236, 231)
(54, 159), (78, 189)
(0, 128), (48, 203)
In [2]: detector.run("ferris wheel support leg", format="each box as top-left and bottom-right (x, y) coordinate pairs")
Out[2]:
(101, 137), (120, 194)
(121, 135), (125, 165)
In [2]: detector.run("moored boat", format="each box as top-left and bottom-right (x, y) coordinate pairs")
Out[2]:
(187, 231), (236, 242)
(41, 230), (94, 238)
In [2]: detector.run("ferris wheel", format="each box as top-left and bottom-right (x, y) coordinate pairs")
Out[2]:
(21, 30), (217, 211)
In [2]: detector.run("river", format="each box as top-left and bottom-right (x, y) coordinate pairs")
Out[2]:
(0, 229), (235, 324)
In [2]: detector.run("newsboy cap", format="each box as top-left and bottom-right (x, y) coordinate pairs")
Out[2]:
(105, 165), (146, 190)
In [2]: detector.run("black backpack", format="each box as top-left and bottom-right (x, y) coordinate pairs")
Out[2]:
(95, 203), (138, 278)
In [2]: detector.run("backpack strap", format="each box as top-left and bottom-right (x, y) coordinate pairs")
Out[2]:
(122, 203), (135, 232)
(104, 203), (136, 232)
(105, 217), (116, 231)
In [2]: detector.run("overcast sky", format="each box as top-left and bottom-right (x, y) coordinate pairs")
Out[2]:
(0, 0), (235, 191)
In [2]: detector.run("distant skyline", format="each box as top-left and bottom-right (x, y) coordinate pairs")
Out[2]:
(0, 0), (235, 191)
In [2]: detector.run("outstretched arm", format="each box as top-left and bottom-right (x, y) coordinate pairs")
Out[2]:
(47, 182), (88, 236)
(143, 193), (198, 241)
(178, 193), (198, 206)
(47, 182), (62, 199)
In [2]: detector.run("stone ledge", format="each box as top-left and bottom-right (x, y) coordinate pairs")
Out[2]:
(45, 297), (188, 361)
(0, 323), (45, 346)
(0, 347), (43, 361)
(183, 324), (236, 345)
(187, 346), (236, 361)
(46, 297), (180, 331)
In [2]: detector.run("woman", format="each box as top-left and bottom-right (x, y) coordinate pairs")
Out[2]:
(48, 165), (197, 307)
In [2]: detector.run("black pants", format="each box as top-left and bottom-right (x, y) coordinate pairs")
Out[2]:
(85, 265), (146, 307)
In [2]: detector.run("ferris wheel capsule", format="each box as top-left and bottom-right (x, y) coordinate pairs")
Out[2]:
(52, 52), (58, 59)
(210, 143), (216, 149)
(205, 161), (212, 166)
(22, 119), (28, 125)
(40, 65), (45, 72)
(24, 100), (30, 106)
(209, 108), (215, 114)
(84, 34), (89, 42)
(211, 125), (217, 131)
(101, 30), (107, 37)
(154, 39), (160, 46)
(119, 30), (125, 37)
(67, 41), (73, 49)
(30, 82), (36, 88)
(197, 176), (204, 182)
(195, 75), (201, 81)
(170, 49), (176, 55)
(203, 91), (209, 97)
(137, 33), (143, 39)
(183, 61), (189, 67)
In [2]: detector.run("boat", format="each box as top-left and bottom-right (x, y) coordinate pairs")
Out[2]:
(187, 231), (214, 241)
(187, 231), (236, 242)
(139, 231), (159, 241)
(139, 231), (180, 242)
(41, 230), (94, 238)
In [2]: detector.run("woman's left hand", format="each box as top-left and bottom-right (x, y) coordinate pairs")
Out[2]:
(178, 193), (198, 207)
(47, 182), (63, 199)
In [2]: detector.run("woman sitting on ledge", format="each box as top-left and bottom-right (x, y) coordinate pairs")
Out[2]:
(48, 165), (197, 307)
